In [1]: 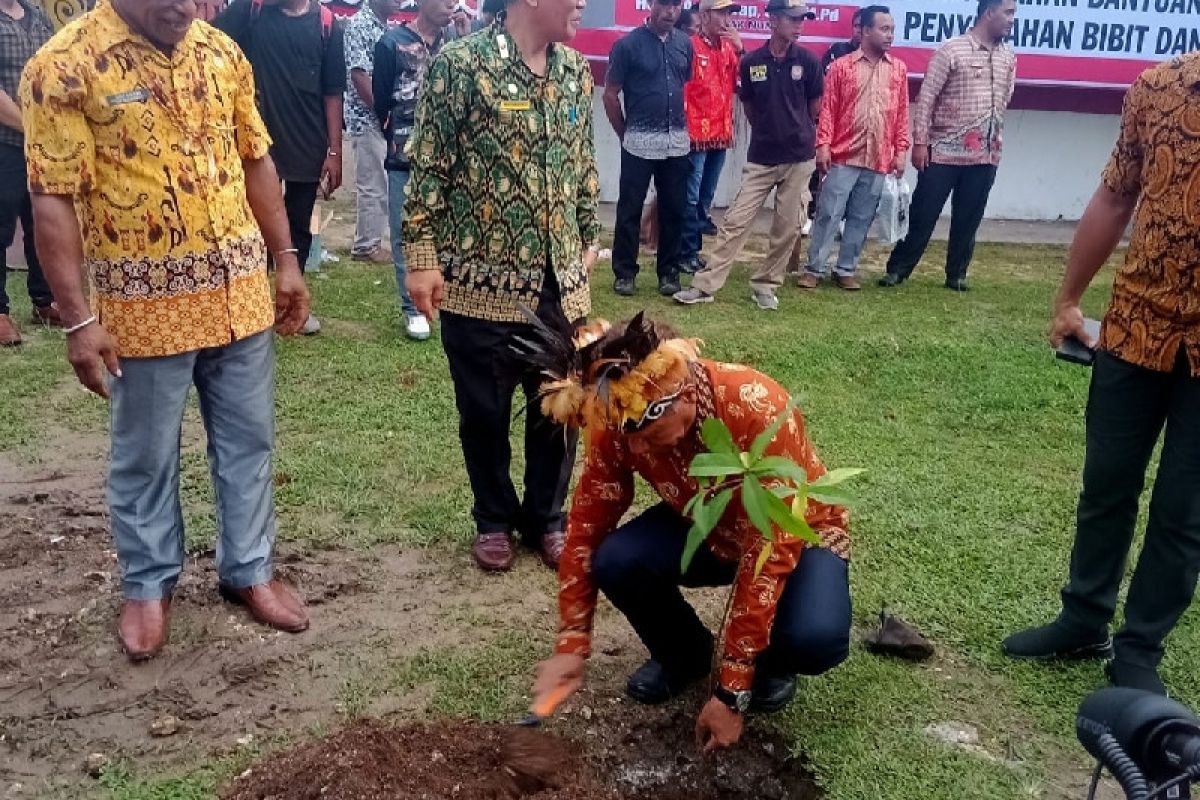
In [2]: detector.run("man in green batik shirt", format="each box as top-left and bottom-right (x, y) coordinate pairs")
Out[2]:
(403, 0), (599, 574)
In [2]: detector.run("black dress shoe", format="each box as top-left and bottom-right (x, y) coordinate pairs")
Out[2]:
(944, 278), (970, 292)
(659, 277), (682, 297)
(613, 277), (636, 296)
(701, 221), (719, 237)
(1106, 660), (1167, 696)
(878, 273), (903, 288)
(1001, 620), (1113, 661)
(749, 673), (796, 714)
(625, 659), (707, 705)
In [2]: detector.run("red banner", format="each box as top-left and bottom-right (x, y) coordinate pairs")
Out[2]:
(608, 0), (1197, 88)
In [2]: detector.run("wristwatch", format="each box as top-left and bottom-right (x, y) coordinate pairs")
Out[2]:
(713, 685), (751, 714)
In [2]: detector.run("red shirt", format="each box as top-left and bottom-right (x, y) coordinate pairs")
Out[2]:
(817, 50), (911, 174)
(555, 361), (851, 693)
(684, 34), (740, 151)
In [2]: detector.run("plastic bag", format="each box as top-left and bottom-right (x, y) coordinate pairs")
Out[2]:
(875, 175), (912, 246)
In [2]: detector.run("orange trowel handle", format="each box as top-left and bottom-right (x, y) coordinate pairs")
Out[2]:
(530, 681), (575, 720)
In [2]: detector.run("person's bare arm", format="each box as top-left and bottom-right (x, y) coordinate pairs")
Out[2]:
(1051, 185), (1136, 348)
(603, 83), (626, 141)
(351, 68), (374, 111)
(321, 95), (344, 195)
(31, 193), (121, 397)
(242, 156), (311, 335)
(0, 89), (22, 131)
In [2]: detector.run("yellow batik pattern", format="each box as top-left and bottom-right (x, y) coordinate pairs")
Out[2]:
(20, 3), (275, 358)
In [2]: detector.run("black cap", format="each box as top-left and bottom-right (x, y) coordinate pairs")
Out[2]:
(764, 0), (816, 19)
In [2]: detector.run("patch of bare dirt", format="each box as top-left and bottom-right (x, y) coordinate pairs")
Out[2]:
(0, 443), (547, 797)
(220, 710), (820, 800)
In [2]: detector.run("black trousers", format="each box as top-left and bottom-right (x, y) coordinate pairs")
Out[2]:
(612, 150), (690, 282)
(885, 163), (997, 283)
(0, 143), (52, 316)
(592, 503), (852, 681)
(283, 181), (320, 274)
(1060, 350), (1200, 668)
(440, 274), (578, 541)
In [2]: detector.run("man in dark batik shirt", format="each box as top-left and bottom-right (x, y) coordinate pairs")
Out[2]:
(403, 0), (600, 574)
(372, 0), (456, 341)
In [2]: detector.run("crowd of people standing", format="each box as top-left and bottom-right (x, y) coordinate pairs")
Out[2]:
(614, 0), (1020, 308)
(1, 0), (1195, 750)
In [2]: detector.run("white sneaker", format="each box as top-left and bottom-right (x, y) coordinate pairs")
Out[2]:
(301, 314), (321, 335)
(752, 290), (779, 311)
(673, 286), (714, 305)
(405, 314), (431, 341)
(801, 218), (813, 236)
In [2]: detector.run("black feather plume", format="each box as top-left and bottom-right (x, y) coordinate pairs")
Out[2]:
(497, 303), (580, 387)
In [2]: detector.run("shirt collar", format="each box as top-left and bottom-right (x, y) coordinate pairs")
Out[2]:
(90, 0), (202, 59)
(760, 41), (800, 61)
(851, 48), (893, 64)
(400, 20), (446, 49)
(642, 20), (671, 42)
(966, 30), (1007, 52)
(491, 24), (564, 81)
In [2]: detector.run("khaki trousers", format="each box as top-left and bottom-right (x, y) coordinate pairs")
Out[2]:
(691, 159), (816, 295)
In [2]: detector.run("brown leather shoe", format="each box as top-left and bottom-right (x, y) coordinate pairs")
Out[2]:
(219, 579), (310, 633)
(473, 532), (516, 572)
(118, 598), (171, 662)
(351, 247), (391, 264)
(796, 272), (820, 289)
(31, 303), (63, 326)
(539, 531), (566, 571)
(836, 275), (862, 291)
(0, 314), (21, 346)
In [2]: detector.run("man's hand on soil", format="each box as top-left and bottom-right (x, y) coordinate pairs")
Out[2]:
(696, 697), (744, 753)
(531, 653), (586, 716)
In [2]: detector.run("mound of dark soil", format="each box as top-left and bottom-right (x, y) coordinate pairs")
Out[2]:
(221, 712), (821, 800)
(221, 719), (610, 800)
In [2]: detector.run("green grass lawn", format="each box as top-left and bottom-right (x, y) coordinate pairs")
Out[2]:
(4, 236), (1197, 800)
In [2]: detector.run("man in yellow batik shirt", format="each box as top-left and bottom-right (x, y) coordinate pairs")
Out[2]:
(21, 0), (312, 661)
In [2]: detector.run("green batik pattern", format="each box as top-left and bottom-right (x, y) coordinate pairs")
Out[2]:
(404, 24), (600, 324)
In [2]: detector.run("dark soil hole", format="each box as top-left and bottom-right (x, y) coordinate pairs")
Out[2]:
(221, 712), (820, 800)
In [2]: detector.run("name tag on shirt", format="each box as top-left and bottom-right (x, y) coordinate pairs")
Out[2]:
(749, 65), (768, 82)
(791, 65), (805, 81)
(500, 100), (532, 112)
(106, 88), (150, 107)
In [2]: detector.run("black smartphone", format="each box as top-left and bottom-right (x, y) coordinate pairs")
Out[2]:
(1055, 318), (1101, 367)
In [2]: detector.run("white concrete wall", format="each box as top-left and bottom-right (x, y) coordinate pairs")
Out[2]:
(591, 90), (1121, 222)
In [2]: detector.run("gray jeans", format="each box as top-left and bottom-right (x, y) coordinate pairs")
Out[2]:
(351, 126), (389, 255)
(805, 164), (885, 278)
(109, 330), (277, 600)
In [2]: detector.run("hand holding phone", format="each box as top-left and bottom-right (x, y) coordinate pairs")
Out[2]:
(1055, 317), (1101, 366)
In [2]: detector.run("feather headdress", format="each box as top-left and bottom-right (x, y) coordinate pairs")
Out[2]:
(504, 305), (702, 430)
